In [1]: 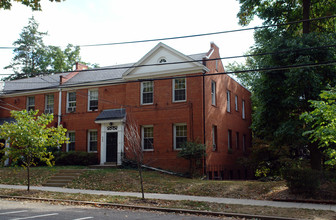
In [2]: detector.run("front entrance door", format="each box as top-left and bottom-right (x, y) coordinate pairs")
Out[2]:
(106, 132), (118, 163)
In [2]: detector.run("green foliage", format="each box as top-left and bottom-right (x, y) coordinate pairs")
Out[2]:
(4, 17), (92, 81)
(178, 141), (206, 177)
(0, 110), (68, 190)
(236, 0), (336, 171)
(301, 87), (336, 166)
(237, 0), (336, 34)
(0, 0), (63, 11)
(53, 151), (98, 166)
(283, 168), (322, 194)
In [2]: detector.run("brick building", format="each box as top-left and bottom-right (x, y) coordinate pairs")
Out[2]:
(0, 42), (252, 179)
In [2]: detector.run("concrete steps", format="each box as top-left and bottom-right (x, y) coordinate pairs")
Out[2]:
(89, 162), (117, 169)
(43, 169), (86, 187)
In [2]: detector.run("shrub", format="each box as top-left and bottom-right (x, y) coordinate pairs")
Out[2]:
(54, 151), (98, 166)
(283, 168), (321, 194)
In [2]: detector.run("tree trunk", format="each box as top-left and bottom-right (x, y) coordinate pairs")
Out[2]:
(309, 142), (322, 170)
(27, 164), (30, 191)
(302, 0), (311, 34)
(138, 163), (145, 199)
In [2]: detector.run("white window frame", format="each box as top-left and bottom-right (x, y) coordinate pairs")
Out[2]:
(27, 96), (35, 111)
(227, 90), (231, 112)
(67, 91), (76, 113)
(88, 89), (98, 111)
(211, 81), (216, 106)
(141, 125), (154, 151)
(173, 78), (186, 102)
(242, 100), (246, 119)
(235, 95), (238, 111)
(67, 131), (75, 152)
(87, 130), (98, 152)
(173, 123), (187, 150)
(45, 94), (54, 114)
(212, 125), (217, 151)
(141, 81), (154, 105)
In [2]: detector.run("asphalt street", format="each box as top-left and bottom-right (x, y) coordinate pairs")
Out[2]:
(0, 199), (231, 220)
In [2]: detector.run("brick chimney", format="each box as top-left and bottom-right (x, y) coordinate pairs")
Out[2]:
(75, 62), (88, 71)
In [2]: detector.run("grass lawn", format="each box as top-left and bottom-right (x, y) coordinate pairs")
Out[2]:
(0, 166), (335, 219)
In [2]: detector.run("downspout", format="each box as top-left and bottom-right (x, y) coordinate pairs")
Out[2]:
(202, 67), (206, 176)
(58, 76), (62, 126)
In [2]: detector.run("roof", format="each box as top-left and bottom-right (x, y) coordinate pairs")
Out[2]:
(0, 44), (208, 94)
(0, 117), (15, 125)
(95, 108), (126, 121)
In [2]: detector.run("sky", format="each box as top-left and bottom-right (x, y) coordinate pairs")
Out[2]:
(0, 0), (262, 78)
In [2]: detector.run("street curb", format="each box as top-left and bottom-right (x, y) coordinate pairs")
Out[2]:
(0, 195), (303, 220)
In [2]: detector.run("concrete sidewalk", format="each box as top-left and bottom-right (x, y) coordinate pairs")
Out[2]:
(0, 184), (335, 212)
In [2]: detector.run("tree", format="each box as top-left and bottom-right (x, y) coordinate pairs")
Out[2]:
(5, 16), (48, 80)
(124, 118), (145, 199)
(0, 110), (68, 191)
(177, 141), (206, 177)
(0, 0), (63, 11)
(236, 0), (336, 171)
(301, 87), (336, 167)
(5, 17), (92, 80)
(45, 44), (81, 73)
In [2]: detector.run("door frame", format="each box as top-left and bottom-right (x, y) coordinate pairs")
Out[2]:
(96, 119), (125, 165)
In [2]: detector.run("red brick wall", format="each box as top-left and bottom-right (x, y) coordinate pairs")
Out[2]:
(0, 44), (252, 178)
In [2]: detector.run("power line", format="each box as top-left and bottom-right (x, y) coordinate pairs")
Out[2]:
(2, 60), (336, 92)
(1, 43), (336, 78)
(1, 15), (335, 50)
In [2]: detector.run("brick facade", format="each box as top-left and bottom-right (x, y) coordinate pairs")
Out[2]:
(0, 42), (252, 179)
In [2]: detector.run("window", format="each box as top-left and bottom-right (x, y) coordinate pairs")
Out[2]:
(212, 125), (217, 151)
(235, 95), (238, 111)
(67, 132), (75, 151)
(141, 81), (153, 105)
(67, 92), (76, 113)
(236, 132), (240, 149)
(211, 81), (216, 106)
(215, 60), (218, 71)
(228, 129), (232, 150)
(27, 96), (35, 111)
(88, 89), (98, 111)
(242, 100), (246, 119)
(142, 125), (154, 151)
(88, 130), (97, 152)
(227, 90), (231, 112)
(173, 78), (186, 102)
(45, 94), (54, 113)
(243, 134), (246, 152)
(174, 123), (187, 150)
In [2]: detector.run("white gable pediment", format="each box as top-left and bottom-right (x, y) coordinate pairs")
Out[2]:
(123, 43), (208, 80)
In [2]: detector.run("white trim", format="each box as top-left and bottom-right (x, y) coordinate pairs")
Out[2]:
(87, 129), (98, 153)
(172, 78), (187, 103)
(66, 91), (76, 113)
(140, 81), (154, 105)
(44, 94), (54, 113)
(211, 80), (216, 106)
(141, 125), (154, 151)
(235, 95), (238, 111)
(66, 131), (75, 152)
(173, 123), (187, 150)
(88, 89), (98, 111)
(97, 120), (125, 165)
(227, 90), (231, 112)
(26, 96), (35, 111)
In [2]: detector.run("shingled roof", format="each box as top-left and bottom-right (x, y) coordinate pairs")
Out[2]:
(0, 50), (207, 95)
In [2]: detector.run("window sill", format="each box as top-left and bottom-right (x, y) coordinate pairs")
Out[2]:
(172, 100), (186, 103)
(143, 149), (154, 152)
(141, 103), (154, 106)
